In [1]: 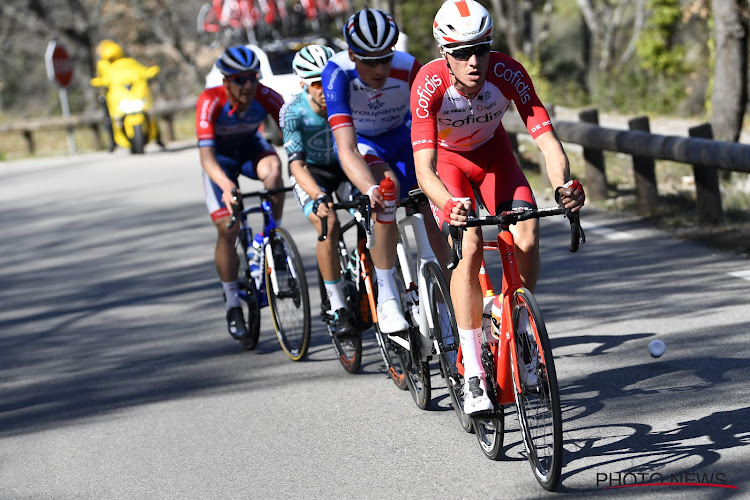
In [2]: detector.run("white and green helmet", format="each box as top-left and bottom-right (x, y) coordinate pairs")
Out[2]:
(292, 45), (335, 83)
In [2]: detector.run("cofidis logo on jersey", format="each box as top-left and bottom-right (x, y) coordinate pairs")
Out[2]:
(493, 62), (531, 104)
(414, 74), (443, 119)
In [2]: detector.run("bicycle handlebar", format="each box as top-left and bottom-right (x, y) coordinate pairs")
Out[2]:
(318, 194), (372, 242)
(226, 186), (293, 229)
(447, 206), (586, 270)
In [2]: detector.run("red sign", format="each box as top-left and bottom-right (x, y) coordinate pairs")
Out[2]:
(45, 41), (74, 88)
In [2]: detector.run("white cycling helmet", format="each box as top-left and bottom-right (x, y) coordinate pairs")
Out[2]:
(292, 45), (335, 82)
(433, 0), (494, 46)
(344, 8), (399, 55)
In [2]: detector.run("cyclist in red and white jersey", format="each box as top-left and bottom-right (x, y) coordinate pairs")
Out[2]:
(196, 46), (285, 342)
(411, 0), (585, 414)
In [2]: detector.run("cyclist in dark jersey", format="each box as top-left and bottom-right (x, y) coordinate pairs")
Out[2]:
(196, 46), (285, 341)
(281, 45), (356, 337)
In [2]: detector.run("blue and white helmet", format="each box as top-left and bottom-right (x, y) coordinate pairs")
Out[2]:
(344, 8), (399, 55)
(216, 46), (260, 76)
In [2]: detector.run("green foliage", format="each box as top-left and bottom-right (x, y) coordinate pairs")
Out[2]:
(636, 0), (686, 76)
(399, 0), (443, 64)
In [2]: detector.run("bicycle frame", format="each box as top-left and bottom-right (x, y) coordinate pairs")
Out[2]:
(231, 186), (295, 302)
(452, 206), (585, 404)
(395, 211), (438, 359)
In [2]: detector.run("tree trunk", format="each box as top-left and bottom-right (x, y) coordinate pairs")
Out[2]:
(711, 0), (749, 143)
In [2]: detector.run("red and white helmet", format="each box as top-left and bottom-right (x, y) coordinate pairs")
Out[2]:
(433, 0), (493, 46)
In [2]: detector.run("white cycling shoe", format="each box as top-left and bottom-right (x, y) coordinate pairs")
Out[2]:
(377, 298), (409, 335)
(463, 376), (493, 414)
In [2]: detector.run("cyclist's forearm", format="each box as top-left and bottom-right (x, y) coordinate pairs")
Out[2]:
(289, 160), (324, 199)
(415, 148), (452, 207)
(199, 147), (235, 193)
(333, 126), (377, 192)
(535, 131), (570, 189)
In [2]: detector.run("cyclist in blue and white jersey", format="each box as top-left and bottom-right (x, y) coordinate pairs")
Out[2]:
(320, 8), (421, 335)
(281, 44), (356, 337)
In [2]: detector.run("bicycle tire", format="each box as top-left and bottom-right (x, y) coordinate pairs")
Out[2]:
(399, 329), (431, 409)
(425, 262), (472, 433)
(511, 288), (562, 491)
(472, 410), (505, 460)
(265, 228), (311, 361)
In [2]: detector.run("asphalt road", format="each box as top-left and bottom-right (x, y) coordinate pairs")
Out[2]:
(1, 145), (749, 499)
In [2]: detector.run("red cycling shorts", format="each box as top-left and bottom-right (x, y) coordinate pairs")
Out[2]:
(429, 132), (537, 229)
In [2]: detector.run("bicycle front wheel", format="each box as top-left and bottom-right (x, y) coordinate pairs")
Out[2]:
(425, 262), (472, 433)
(266, 228), (311, 361)
(511, 288), (562, 491)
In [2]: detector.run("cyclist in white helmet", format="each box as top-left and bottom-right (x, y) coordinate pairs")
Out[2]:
(321, 8), (446, 337)
(281, 44), (356, 337)
(412, 0), (585, 414)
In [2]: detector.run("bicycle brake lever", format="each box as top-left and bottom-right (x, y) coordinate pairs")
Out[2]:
(567, 211), (585, 252)
(319, 216), (328, 241)
(226, 188), (240, 229)
(447, 225), (462, 270)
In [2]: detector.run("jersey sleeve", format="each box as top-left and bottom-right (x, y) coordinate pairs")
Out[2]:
(256, 84), (284, 126)
(494, 55), (553, 139)
(195, 89), (220, 148)
(280, 97), (305, 163)
(321, 59), (353, 132)
(410, 62), (444, 152)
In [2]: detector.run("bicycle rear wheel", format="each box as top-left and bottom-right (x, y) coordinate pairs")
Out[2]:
(236, 241), (260, 351)
(425, 262), (472, 433)
(265, 228), (311, 361)
(511, 288), (562, 491)
(399, 328), (431, 409)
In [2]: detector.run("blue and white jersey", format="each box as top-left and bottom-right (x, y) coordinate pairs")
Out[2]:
(321, 50), (421, 138)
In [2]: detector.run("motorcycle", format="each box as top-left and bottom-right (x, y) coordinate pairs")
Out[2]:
(90, 57), (162, 154)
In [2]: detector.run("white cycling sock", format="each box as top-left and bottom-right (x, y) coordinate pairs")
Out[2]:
(324, 278), (346, 312)
(222, 281), (241, 309)
(374, 266), (397, 305)
(458, 327), (485, 379)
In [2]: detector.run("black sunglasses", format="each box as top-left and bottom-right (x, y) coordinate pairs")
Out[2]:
(228, 72), (259, 85)
(355, 53), (394, 67)
(446, 43), (491, 61)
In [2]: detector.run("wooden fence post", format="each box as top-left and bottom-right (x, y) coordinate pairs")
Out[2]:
(89, 124), (104, 151)
(628, 116), (658, 215)
(579, 108), (608, 200)
(688, 124), (724, 224)
(22, 130), (35, 155)
(161, 114), (175, 143)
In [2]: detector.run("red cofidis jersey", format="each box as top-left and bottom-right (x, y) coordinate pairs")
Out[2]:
(410, 52), (553, 153)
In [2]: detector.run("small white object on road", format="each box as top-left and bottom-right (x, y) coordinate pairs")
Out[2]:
(649, 339), (666, 358)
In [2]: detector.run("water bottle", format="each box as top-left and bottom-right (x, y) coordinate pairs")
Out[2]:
(482, 295), (494, 341)
(490, 296), (502, 343)
(377, 177), (396, 224)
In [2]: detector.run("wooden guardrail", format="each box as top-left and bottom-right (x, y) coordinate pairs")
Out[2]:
(503, 108), (748, 224)
(2, 102), (746, 223)
(0, 97), (196, 155)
